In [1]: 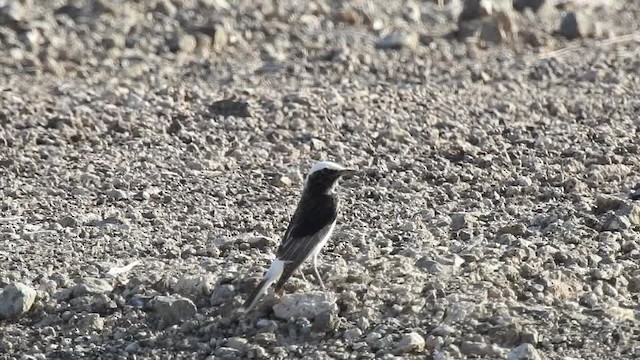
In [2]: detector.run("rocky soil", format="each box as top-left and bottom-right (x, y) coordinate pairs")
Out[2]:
(1, 0), (640, 359)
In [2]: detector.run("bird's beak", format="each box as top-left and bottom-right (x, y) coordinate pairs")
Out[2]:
(339, 169), (358, 178)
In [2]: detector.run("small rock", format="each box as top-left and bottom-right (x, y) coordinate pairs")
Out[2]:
(312, 311), (340, 333)
(0, 1), (25, 23)
(507, 343), (542, 360)
(167, 118), (183, 135)
(93, 293), (117, 313)
(514, 0), (549, 13)
(174, 274), (215, 298)
(426, 335), (444, 350)
(558, 11), (598, 39)
(273, 291), (338, 320)
(211, 284), (236, 306)
(226, 337), (248, 352)
(215, 347), (241, 358)
(152, 295), (197, 324)
(344, 328), (363, 342)
(169, 34), (197, 53)
(212, 25), (228, 53)
(105, 189), (127, 201)
(375, 31), (419, 50)
(450, 213), (477, 231)
(394, 332), (426, 354)
(272, 175), (293, 188)
(627, 277), (640, 293)
(0, 282), (37, 319)
(595, 194), (627, 213)
(125, 341), (140, 354)
(247, 236), (276, 250)
(602, 282), (618, 297)
(520, 328), (539, 344)
(254, 332), (277, 346)
(209, 99), (251, 118)
(59, 216), (78, 228)
(603, 306), (635, 321)
(603, 213), (631, 231)
(381, 125), (413, 143)
(44, 58), (65, 76)
(618, 203), (640, 226)
(154, 0), (177, 16)
(249, 344), (268, 359)
(76, 313), (104, 334)
(579, 292), (598, 308)
(366, 332), (394, 350)
(432, 325), (455, 337)
(460, 341), (506, 357)
(416, 257), (455, 277)
(73, 278), (113, 297)
(460, 0), (511, 21)
(102, 34), (126, 49)
(458, 11), (518, 44)
(497, 223), (528, 236)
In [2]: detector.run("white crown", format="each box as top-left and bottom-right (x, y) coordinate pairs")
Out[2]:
(308, 161), (345, 175)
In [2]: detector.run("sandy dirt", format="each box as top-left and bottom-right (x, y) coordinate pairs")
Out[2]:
(1, 0), (640, 359)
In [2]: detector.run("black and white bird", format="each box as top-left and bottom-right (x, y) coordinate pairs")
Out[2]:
(243, 161), (356, 312)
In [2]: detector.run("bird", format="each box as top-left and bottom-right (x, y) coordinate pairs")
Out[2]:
(243, 161), (357, 312)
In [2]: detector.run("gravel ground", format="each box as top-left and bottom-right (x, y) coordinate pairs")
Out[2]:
(1, 0), (640, 359)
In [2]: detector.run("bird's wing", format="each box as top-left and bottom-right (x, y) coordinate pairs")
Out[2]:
(277, 195), (338, 263)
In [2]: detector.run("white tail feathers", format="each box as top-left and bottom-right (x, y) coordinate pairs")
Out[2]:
(243, 259), (285, 312)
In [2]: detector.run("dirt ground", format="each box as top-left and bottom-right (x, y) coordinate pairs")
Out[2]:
(1, 0), (639, 359)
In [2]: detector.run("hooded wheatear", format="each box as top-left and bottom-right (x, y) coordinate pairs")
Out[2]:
(243, 161), (356, 312)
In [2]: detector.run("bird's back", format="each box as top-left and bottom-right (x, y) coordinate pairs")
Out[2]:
(273, 193), (339, 292)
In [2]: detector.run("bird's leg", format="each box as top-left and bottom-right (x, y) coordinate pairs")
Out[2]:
(312, 253), (325, 290)
(298, 268), (308, 282)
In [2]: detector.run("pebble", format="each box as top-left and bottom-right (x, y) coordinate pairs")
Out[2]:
(426, 335), (444, 350)
(273, 292), (338, 320)
(344, 328), (363, 342)
(514, 0), (550, 13)
(169, 34), (197, 53)
(125, 341), (140, 354)
(210, 284), (236, 306)
(273, 175), (293, 187)
(627, 277), (640, 293)
(558, 11), (598, 39)
(375, 31), (419, 50)
(247, 236), (276, 250)
(215, 347), (241, 358)
(460, 341), (506, 357)
(154, 0), (177, 16)
(416, 257), (454, 277)
(312, 311), (340, 333)
(174, 274), (215, 297)
(73, 278), (113, 297)
(507, 343), (542, 360)
(105, 189), (128, 201)
(254, 332), (277, 346)
(152, 295), (197, 324)
(450, 213), (477, 231)
(58, 215), (78, 228)
(76, 313), (104, 333)
(579, 292), (598, 308)
(0, 282), (37, 319)
(394, 332), (426, 354)
(249, 344), (268, 359)
(432, 325), (455, 337)
(226, 337), (248, 352)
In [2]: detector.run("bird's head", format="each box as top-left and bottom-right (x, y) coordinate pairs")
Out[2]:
(304, 161), (357, 195)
